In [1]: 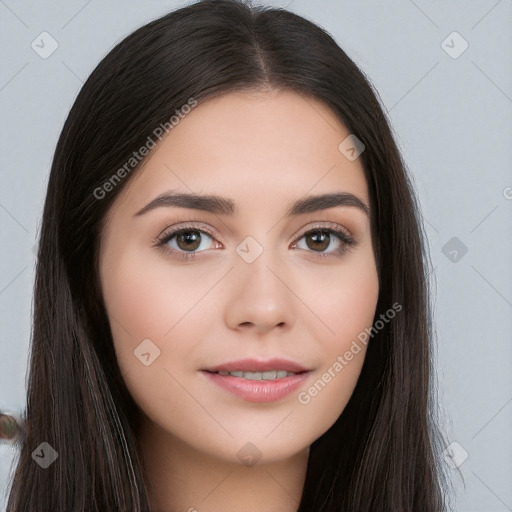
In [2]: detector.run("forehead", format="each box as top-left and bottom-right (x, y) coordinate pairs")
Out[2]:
(109, 89), (369, 219)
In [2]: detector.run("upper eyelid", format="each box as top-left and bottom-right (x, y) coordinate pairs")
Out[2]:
(157, 221), (215, 238)
(158, 220), (352, 241)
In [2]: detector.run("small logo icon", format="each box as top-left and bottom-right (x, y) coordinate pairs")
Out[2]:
(31, 32), (59, 59)
(442, 236), (468, 263)
(134, 338), (161, 366)
(32, 442), (58, 468)
(338, 134), (365, 161)
(236, 442), (262, 466)
(442, 441), (468, 469)
(236, 236), (264, 263)
(441, 31), (469, 59)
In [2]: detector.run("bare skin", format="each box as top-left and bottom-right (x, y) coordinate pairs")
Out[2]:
(99, 88), (379, 512)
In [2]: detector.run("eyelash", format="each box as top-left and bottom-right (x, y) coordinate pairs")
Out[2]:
(153, 221), (357, 261)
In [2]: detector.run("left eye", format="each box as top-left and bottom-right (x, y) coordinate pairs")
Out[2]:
(293, 228), (354, 255)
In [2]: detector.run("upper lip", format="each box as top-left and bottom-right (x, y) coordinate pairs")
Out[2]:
(203, 358), (310, 373)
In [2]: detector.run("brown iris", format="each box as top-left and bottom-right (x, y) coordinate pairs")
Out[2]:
(305, 230), (331, 252)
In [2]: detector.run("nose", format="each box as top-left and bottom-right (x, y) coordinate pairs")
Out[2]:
(223, 250), (296, 336)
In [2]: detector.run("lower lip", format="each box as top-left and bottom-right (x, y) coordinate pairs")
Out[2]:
(201, 371), (311, 403)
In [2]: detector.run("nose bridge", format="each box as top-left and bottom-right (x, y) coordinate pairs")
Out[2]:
(236, 235), (286, 298)
(223, 233), (296, 332)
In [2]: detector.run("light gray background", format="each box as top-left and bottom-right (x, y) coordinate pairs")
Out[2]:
(0, 1), (511, 511)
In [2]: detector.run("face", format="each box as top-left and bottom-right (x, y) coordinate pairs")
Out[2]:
(99, 89), (379, 465)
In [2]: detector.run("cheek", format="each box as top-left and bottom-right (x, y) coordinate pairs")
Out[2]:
(100, 247), (219, 430)
(294, 250), (379, 428)
(102, 244), (217, 337)
(301, 246), (379, 343)
(100, 245), (218, 377)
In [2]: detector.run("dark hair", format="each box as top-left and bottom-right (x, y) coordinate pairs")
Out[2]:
(6, 0), (451, 510)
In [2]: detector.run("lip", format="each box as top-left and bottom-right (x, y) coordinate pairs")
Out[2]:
(203, 357), (310, 373)
(201, 370), (311, 403)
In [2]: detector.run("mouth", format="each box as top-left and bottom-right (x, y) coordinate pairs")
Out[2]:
(203, 357), (310, 375)
(203, 369), (307, 380)
(200, 358), (312, 402)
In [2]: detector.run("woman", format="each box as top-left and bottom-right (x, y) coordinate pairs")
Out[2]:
(6, 0), (451, 510)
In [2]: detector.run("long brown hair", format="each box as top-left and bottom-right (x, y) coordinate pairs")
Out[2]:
(6, 1), (451, 510)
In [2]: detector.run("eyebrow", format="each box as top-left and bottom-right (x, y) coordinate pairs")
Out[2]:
(134, 190), (370, 218)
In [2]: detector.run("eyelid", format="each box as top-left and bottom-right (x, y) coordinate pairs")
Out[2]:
(295, 221), (352, 239)
(155, 220), (219, 240)
(153, 219), (356, 259)
(156, 219), (352, 241)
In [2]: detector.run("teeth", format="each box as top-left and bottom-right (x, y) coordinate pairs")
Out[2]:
(217, 370), (296, 380)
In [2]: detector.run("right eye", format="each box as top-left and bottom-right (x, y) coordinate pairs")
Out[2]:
(155, 224), (221, 260)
